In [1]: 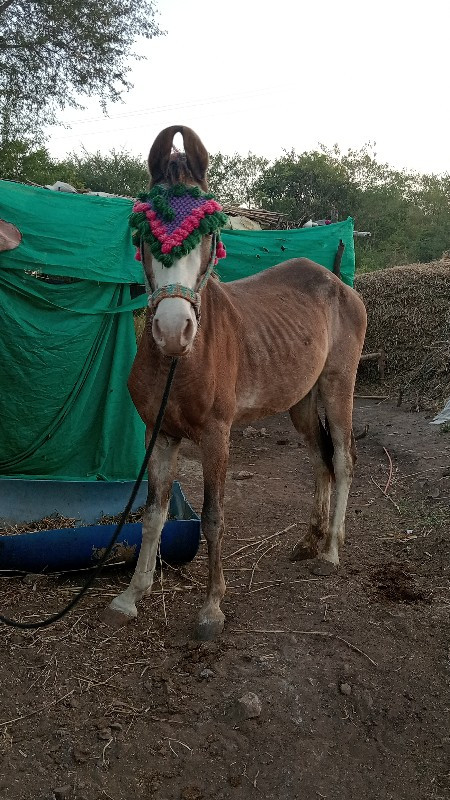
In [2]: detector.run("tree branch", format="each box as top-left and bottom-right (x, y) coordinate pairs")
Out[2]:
(0, 0), (16, 13)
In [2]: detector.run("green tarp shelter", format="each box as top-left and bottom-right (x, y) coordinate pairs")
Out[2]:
(219, 219), (355, 287)
(0, 180), (355, 480)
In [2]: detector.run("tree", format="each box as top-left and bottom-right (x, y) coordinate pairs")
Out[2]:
(254, 149), (357, 225)
(0, 0), (163, 139)
(62, 148), (149, 196)
(0, 138), (77, 185)
(207, 152), (269, 207)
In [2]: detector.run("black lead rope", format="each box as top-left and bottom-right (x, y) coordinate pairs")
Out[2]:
(0, 358), (178, 630)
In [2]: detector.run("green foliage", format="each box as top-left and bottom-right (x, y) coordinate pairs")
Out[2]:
(62, 148), (149, 196)
(0, 0), (163, 138)
(0, 141), (148, 197)
(249, 142), (450, 271)
(254, 148), (357, 225)
(0, 138), (76, 185)
(208, 152), (269, 207)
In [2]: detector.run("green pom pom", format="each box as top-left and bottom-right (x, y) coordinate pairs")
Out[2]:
(170, 184), (185, 197)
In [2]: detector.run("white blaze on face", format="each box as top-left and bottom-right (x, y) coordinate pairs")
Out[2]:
(151, 244), (201, 356)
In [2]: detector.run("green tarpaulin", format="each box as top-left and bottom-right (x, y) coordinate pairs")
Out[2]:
(220, 218), (355, 287)
(0, 181), (141, 284)
(0, 270), (146, 480)
(0, 180), (355, 480)
(0, 181), (146, 480)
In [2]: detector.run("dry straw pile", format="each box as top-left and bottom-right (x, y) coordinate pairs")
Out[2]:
(355, 254), (450, 410)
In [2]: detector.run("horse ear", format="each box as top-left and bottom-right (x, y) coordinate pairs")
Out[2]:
(148, 125), (181, 184)
(148, 126), (209, 186)
(180, 126), (209, 183)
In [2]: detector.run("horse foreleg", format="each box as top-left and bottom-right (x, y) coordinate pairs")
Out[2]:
(196, 424), (229, 641)
(103, 432), (180, 626)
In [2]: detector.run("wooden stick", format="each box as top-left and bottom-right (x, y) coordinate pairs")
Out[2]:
(354, 394), (389, 400)
(359, 352), (383, 361)
(333, 239), (345, 279)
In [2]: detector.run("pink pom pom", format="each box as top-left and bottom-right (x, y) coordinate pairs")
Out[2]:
(161, 240), (173, 254)
(135, 248), (142, 261)
(133, 202), (149, 213)
(204, 200), (220, 214)
(214, 256), (219, 266)
(152, 224), (166, 238)
(216, 241), (226, 259)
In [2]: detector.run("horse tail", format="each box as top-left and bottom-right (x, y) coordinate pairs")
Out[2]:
(318, 414), (335, 480)
(148, 125), (209, 187)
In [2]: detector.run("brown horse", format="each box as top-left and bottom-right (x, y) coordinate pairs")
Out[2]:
(105, 126), (367, 640)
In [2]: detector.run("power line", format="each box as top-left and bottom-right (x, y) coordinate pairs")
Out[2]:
(50, 84), (287, 137)
(50, 98), (289, 148)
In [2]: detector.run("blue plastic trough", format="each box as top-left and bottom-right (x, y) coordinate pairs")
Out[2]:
(0, 481), (201, 572)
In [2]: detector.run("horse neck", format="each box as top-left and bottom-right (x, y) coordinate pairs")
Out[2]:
(200, 276), (240, 335)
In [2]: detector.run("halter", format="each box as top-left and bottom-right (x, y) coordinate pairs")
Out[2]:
(142, 234), (218, 322)
(130, 183), (227, 322)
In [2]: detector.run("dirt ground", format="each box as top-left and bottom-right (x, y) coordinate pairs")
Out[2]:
(1, 398), (449, 800)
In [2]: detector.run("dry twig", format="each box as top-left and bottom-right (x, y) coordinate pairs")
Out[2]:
(0, 689), (75, 727)
(383, 446), (394, 494)
(370, 477), (401, 513)
(248, 542), (280, 590)
(224, 522), (300, 562)
(232, 628), (378, 667)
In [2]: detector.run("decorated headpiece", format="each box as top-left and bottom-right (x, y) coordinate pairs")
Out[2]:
(130, 184), (228, 268)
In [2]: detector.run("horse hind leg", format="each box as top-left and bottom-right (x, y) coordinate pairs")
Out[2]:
(308, 371), (357, 575)
(289, 387), (334, 562)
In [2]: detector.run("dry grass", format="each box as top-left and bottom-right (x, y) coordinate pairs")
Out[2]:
(133, 310), (146, 343)
(356, 254), (450, 410)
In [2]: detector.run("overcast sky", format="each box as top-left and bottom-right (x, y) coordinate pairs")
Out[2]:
(46, 0), (449, 175)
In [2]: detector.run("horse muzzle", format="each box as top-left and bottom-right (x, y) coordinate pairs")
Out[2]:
(152, 297), (198, 356)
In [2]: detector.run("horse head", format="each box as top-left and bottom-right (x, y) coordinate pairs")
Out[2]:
(131, 126), (227, 357)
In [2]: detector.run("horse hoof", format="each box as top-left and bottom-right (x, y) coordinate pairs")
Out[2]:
(195, 618), (225, 641)
(307, 558), (338, 576)
(99, 606), (135, 630)
(290, 540), (317, 562)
